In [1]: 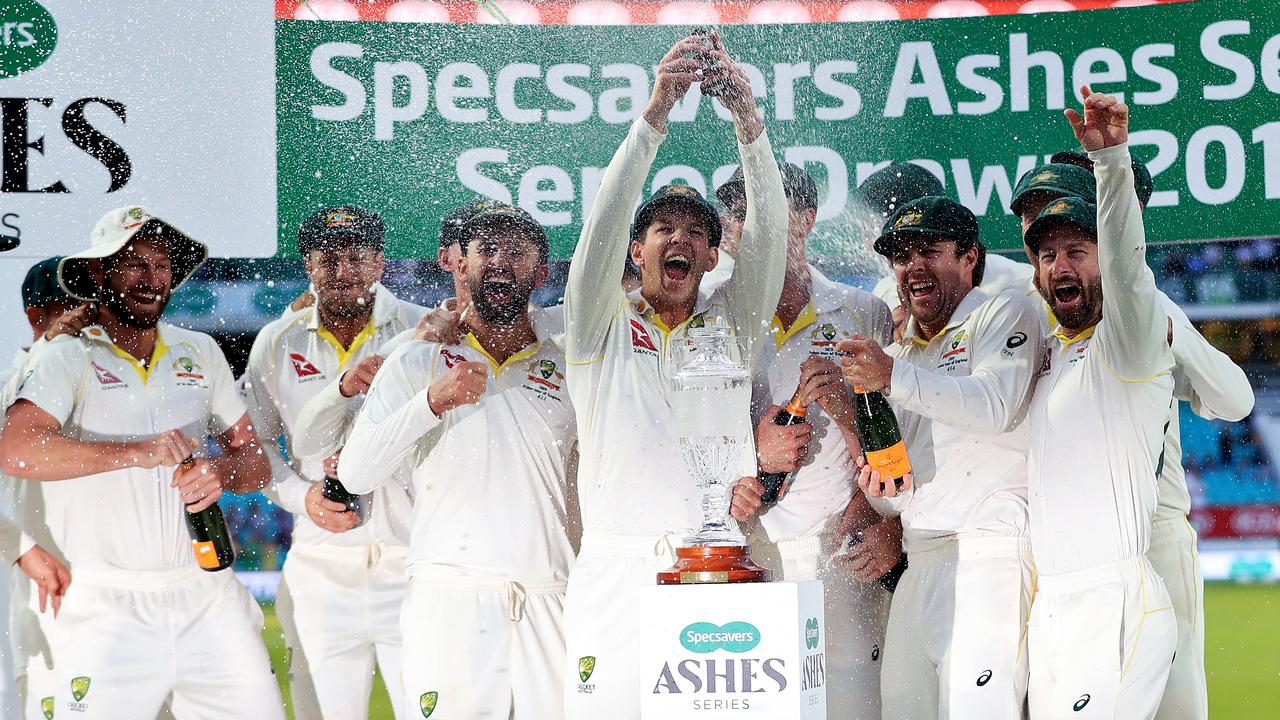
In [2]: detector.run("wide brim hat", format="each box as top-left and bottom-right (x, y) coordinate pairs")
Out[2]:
(58, 206), (207, 302)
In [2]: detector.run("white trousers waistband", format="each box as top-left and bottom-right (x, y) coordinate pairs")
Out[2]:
(907, 534), (1031, 561)
(1152, 516), (1196, 542)
(410, 569), (566, 623)
(73, 565), (208, 593)
(579, 530), (691, 564)
(289, 541), (407, 568)
(1036, 556), (1154, 595)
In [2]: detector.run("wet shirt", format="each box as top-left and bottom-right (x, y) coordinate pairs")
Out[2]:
(1027, 144), (1175, 576)
(339, 316), (577, 583)
(14, 324), (244, 572)
(240, 284), (425, 549)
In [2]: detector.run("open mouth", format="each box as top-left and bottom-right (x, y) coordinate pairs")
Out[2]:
(906, 279), (937, 301)
(128, 291), (164, 310)
(662, 254), (692, 283)
(481, 279), (515, 305)
(1052, 282), (1082, 305)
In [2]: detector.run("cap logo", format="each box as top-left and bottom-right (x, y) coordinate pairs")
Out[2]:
(1030, 169), (1058, 186)
(1045, 198), (1074, 215)
(894, 208), (925, 229)
(324, 210), (357, 228)
(121, 206), (146, 231)
(664, 185), (699, 198)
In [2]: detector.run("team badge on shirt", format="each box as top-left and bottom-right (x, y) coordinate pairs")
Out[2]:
(577, 655), (597, 693)
(173, 355), (208, 387)
(937, 329), (970, 372)
(808, 321), (848, 357)
(524, 357), (565, 398)
(419, 691), (438, 718)
(68, 675), (91, 711)
(289, 353), (323, 380)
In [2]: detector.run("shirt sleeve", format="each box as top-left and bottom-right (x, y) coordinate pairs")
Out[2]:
(290, 378), (357, 462)
(887, 292), (1041, 434)
(204, 337), (247, 436)
(564, 118), (665, 364)
(864, 293), (895, 348)
(1163, 296), (1254, 421)
(240, 332), (312, 516)
(0, 514), (26, 566)
(12, 341), (86, 426)
(338, 342), (444, 495)
(722, 131), (788, 362)
(1091, 143), (1173, 381)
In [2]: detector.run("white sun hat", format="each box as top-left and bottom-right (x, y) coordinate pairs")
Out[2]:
(57, 206), (208, 302)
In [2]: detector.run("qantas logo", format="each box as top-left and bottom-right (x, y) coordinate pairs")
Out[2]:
(91, 362), (123, 385)
(289, 353), (322, 378)
(630, 319), (657, 353)
(441, 348), (466, 369)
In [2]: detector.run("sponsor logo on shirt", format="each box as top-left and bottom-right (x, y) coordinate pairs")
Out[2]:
(630, 319), (658, 354)
(581, 650), (599, 691)
(90, 362), (124, 387)
(419, 691), (438, 718)
(1074, 694), (1091, 711)
(289, 353), (323, 379)
(977, 669), (993, 686)
(440, 348), (466, 369)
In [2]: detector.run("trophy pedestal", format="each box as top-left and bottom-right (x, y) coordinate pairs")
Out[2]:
(639, 580), (827, 719)
(655, 545), (771, 585)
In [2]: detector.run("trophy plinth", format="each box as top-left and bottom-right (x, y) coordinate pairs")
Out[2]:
(656, 545), (771, 585)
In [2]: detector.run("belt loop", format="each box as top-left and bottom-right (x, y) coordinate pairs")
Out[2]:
(506, 582), (527, 623)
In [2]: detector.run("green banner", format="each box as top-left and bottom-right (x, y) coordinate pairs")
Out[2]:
(276, 0), (1280, 257)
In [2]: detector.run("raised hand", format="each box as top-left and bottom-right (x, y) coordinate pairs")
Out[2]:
(340, 355), (385, 397)
(642, 37), (704, 133)
(43, 302), (98, 342)
(427, 361), (488, 417)
(1065, 84), (1128, 152)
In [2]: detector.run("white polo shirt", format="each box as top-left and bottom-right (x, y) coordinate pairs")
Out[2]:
(14, 323), (245, 572)
(240, 283), (425, 549)
(752, 267), (894, 541)
(1027, 144), (1175, 576)
(339, 313), (577, 583)
(562, 118), (788, 538)
(887, 287), (1041, 551)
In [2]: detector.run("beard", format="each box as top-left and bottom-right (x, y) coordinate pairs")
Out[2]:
(1047, 276), (1104, 331)
(471, 276), (535, 325)
(317, 284), (374, 319)
(101, 285), (169, 329)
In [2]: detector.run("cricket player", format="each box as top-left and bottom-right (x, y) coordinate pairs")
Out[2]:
(1021, 87), (1177, 719)
(715, 162), (901, 718)
(0, 206), (285, 719)
(841, 195), (1042, 720)
(1015, 154), (1251, 720)
(339, 203), (576, 719)
(559, 32), (787, 719)
(0, 258), (76, 720)
(239, 205), (424, 719)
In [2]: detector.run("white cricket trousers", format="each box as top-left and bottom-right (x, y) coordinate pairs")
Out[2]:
(1028, 555), (1176, 720)
(881, 535), (1034, 720)
(25, 566), (284, 720)
(400, 570), (566, 719)
(1148, 517), (1207, 720)
(563, 532), (682, 720)
(278, 543), (406, 720)
(751, 532), (890, 720)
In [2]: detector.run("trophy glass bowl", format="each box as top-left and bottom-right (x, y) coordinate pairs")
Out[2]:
(657, 325), (770, 584)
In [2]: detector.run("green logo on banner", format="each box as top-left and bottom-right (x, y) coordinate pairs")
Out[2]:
(0, 1), (57, 78)
(805, 617), (820, 650)
(578, 656), (596, 682)
(70, 676), (90, 702)
(40, 696), (53, 720)
(419, 691), (437, 718)
(680, 621), (761, 654)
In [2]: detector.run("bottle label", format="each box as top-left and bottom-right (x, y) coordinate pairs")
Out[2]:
(192, 540), (221, 570)
(865, 441), (912, 479)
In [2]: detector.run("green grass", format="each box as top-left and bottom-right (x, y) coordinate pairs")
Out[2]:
(260, 583), (1280, 719)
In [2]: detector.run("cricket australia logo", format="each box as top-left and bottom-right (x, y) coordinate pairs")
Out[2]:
(539, 359), (556, 379)
(894, 208), (925, 229)
(40, 696), (53, 720)
(68, 676), (90, 712)
(577, 656), (597, 694)
(419, 691), (437, 718)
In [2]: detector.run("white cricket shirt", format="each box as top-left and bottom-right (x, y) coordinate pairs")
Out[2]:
(752, 267), (894, 541)
(240, 283), (425, 549)
(888, 287), (1041, 551)
(338, 313), (577, 583)
(1027, 144), (1175, 576)
(14, 323), (246, 572)
(562, 117), (789, 537)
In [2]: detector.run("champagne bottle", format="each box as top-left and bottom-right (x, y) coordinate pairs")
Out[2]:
(322, 475), (364, 521)
(181, 456), (235, 572)
(851, 386), (911, 491)
(758, 389), (808, 504)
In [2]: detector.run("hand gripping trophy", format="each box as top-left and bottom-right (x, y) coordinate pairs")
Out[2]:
(657, 325), (770, 584)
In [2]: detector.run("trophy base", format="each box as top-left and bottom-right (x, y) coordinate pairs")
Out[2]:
(656, 545), (771, 585)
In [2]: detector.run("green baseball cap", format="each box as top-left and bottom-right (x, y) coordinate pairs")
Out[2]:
(1049, 149), (1154, 206)
(21, 256), (72, 309)
(852, 162), (945, 222)
(298, 205), (385, 256)
(874, 195), (980, 257)
(631, 183), (722, 247)
(1023, 196), (1098, 254)
(1010, 163), (1097, 215)
(461, 201), (548, 247)
(439, 198), (495, 250)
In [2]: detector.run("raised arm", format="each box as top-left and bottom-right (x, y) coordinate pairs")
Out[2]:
(1163, 298), (1254, 421)
(564, 38), (703, 363)
(1066, 86), (1170, 379)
